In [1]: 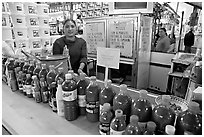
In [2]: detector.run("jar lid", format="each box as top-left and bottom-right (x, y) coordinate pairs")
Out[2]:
(65, 73), (72, 80)
(130, 115), (139, 123)
(165, 125), (175, 135)
(119, 84), (127, 93)
(105, 79), (112, 87)
(90, 76), (96, 81)
(115, 109), (123, 117)
(139, 89), (148, 98)
(146, 121), (156, 131)
(102, 103), (111, 112)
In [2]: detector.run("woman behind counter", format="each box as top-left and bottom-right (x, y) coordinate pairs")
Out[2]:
(52, 19), (87, 74)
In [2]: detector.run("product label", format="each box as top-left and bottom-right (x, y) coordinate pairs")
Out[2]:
(99, 104), (103, 114)
(99, 122), (110, 135)
(62, 89), (77, 101)
(28, 6), (36, 14)
(44, 30), (49, 34)
(30, 18), (37, 25)
(18, 83), (23, 90)
(33, 30), (39, 37)
(44, 20), (48, 24)
(110, 127), (124, 135)
(17, 18), (22, 23)
(86, 101), (99, 114)
(52, 98), (57, 111)
(138, 122), (147, 133)
(42, 91), (48, 102)
(31, 86), (35, 98)
(35, 92), (41, 102)
(57, 100), (64, 116)
(44, 9), (48, 13)
(78, 95), (86, 107)
(17, 32), (23, 36)
(16, 6), (22, 11)
(25, 85), (32, 95)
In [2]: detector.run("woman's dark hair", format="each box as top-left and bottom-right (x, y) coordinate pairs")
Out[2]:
(63, 19), (77, 27)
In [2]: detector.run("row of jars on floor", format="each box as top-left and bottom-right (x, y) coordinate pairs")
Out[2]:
(4, 57), (202, 135)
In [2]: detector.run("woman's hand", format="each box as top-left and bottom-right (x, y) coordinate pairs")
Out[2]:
(78, 68), (83, 74)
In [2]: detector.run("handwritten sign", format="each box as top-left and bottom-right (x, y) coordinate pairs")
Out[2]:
(109, 19), (134, 58)
(97, 47), (120, 69)
(85, 21), (106, 54)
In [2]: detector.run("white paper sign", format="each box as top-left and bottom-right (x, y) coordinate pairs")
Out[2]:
(97, 47), (120, 69)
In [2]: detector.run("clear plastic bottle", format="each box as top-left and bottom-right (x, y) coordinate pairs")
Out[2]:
(112, 84), (132, 124)
(131, 90), (152, 133)
(56, 79), (64, 117)
(40, 77), (48, 103)
(32, 75), (42, 103)
(99, 80), (116, 114)
(62, 73), (78, 121)
(143, 121), (156, 135)
(99, 103), (114, 135)
(124, 115), (141, 135)
(110, 109), (126, 135)
(77, 72), (89, 115)
(86, 76), (101, 122)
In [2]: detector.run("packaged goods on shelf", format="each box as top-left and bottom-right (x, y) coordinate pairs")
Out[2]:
(28, 26), (40, 38)
(38, 16), (50, 27)
(2, 12), (11, 27)
(13, 27), (28, 40)
(15, 38), (29, 49)
(41, 37), (51, 48)
(10, 14), (27, 27)
(26, 15), (39, 26)
(29, 37), (41, 49)
(37, 4), (49, 15)
(23, 2), (37, 15)
(39, 27), (50, 38)
(2, 27), (13, 41)
(8, 2), (25, 15)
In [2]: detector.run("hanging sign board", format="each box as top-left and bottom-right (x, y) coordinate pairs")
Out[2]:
(84, 21), (106, 54)
(108, 18), (134, 58)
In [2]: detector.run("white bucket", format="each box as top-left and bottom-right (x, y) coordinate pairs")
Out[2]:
(39, 27), (50, 37)
(28, 26), (40, 38)
(26, 15), (39, 26)
(10, 14), (26, 27)
(29, 38), (41, 49)
(24, 2), (37, 15)
(2, 27), (13, 40)
(8, 2), (24, 15)
(38, 16), (50, 27)
(13, 27), (28, 40)
(2, 2), (10, 13)
(41, 37), (51, 48)
(15, 39), (29, 49)
(37, 4), (49, 15)
(2, 13), (11, 27)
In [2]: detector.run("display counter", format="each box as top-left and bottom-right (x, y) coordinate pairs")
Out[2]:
(2, 80), (159, 135)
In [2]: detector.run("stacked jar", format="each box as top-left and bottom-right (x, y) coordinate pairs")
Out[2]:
(2, 2), (15, 51)
(37, 3), (51, 56)
(8, 2), (29, 52)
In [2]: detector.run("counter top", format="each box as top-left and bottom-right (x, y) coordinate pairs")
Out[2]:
(2, 81), (158, 135)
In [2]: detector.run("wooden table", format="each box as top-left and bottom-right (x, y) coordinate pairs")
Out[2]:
(2, 81), (158, 135)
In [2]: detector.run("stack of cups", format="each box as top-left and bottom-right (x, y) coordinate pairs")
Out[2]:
(8, 2), (29, 51)
(37, 3), (51, 53)
(23, 2), (41, 53)
(2, 2), (14, 48)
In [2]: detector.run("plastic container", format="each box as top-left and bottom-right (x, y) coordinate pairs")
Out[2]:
(41, 37), (51, 48)
(13, 27), (28, 40)
(28, 26), (40, 38)
(8, 2), (24, 15)
(2, 27), (13, 40)
(2, 13), (11, 27)
(26, 15), (39, 26)
(62, 73), (79, 121)
(99, 80), (116, 114)
(29, 38), (41, 49)
(110, 109), (126, 135)
(38, 16), (50, 27)
(39, 27), (50, 37)
(37, 4), (49, 15)
(24, 2), (37, 15)
(10, 14), (26, 27)
(15, 39), (29, 49)
(124, 115), (142, 135)
(131, 90), (152, 133)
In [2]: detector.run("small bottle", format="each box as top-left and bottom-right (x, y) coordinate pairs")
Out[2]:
(143, 121), (156, 135)
(55, 67), (65, 84)
(39, 64), (48, 81)
(56, 79), (64, 117)
(22, 73), (27, 95)
(22, 60), (30, 74)
(50, 82), (57, 112)
(86, 76), (101, 122)
(32, 75), (42, 103)
(40, 78), (48, 103)
(99, 103), (114, 135)
(99, 80), (116, 114)
(110, 109), (126, 135)
(77, 72), (89, 115)
(27, 61), (35, 76)
(62, 73), (78, 121)
(33, 62), (41, 78)
(124, 115), (141, 135)
(18, 71), (24, 92)
(25, 74), (33, 98)
(165, 125), (175, 135)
